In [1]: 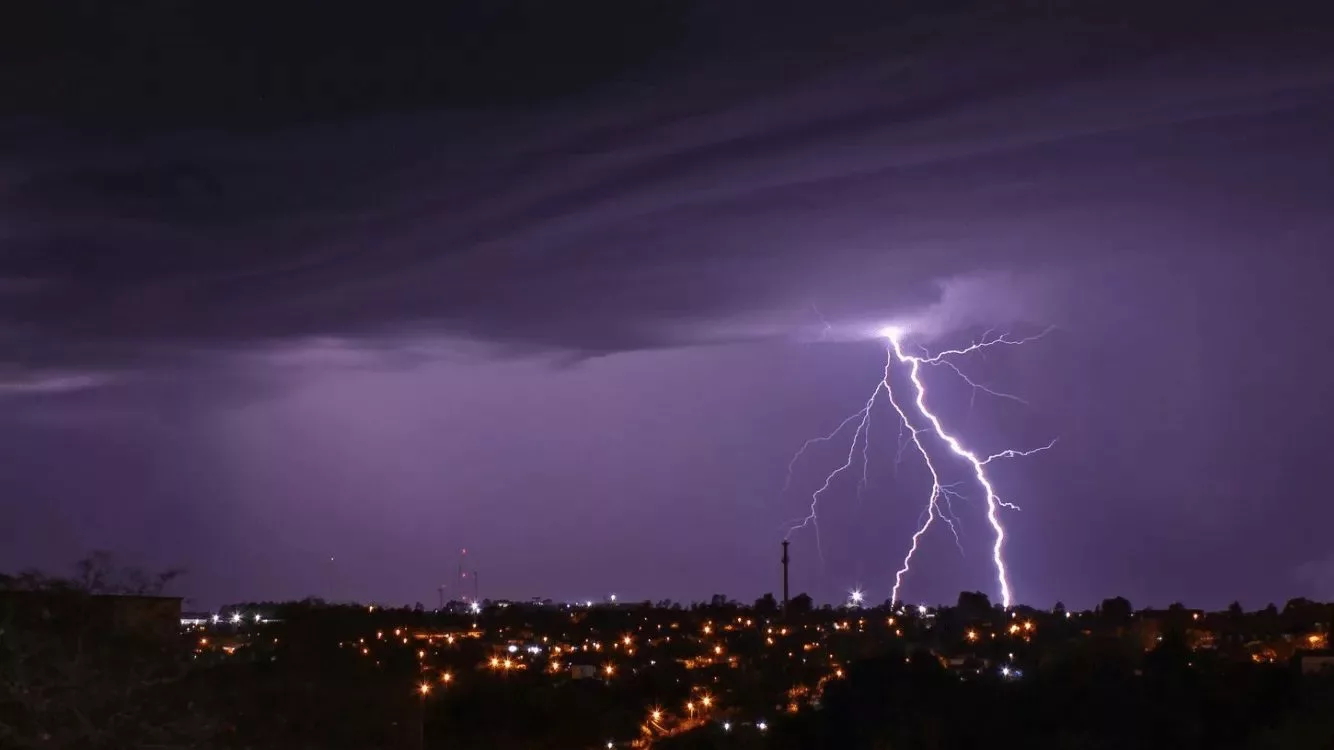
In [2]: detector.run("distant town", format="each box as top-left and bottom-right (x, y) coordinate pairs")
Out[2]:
(5, 556), (1334, 749)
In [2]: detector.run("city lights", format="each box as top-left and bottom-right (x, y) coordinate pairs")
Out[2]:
(247, 592), (1305, 747)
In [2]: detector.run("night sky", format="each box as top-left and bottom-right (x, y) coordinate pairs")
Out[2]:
(3, 0), (1333, 611)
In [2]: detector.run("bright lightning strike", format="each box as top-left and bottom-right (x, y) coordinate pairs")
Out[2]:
(784, 325), (1055, 609)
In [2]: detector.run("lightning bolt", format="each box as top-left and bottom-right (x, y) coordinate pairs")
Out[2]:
(782, 407), (874, 496)
(882, 348), (957, 601)
(783, 387), (879, 562)
(783, 325), (1056, 609)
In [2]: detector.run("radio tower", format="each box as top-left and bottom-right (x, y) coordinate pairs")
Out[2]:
(781, 540), (790, 614)
(457, 548), (468, 602)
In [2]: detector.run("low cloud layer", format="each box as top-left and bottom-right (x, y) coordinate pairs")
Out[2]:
(3, 1), (1332, 392)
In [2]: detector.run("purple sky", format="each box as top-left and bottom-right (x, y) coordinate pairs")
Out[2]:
(3, 1), (1333, 610)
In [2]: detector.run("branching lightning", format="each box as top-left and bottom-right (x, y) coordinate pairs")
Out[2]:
(782, 325), (1056, 608)
(783, 388), (879, 562)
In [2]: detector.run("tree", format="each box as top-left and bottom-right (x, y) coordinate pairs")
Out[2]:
(1167, 601), (1188, 628)
(1, 556), (206, 747)
(1053, 601), (1068, 617)
(1098, 596), (1132, 625)
(956, 591), (991, 619)
(788, 593), (813, 615)
(0, 568), (71, 592)
(1227, 601), (1244, 618)
(1282, 597), (1314, 616)
(70, 551), (183, 595)
(754, 593), (779, 615)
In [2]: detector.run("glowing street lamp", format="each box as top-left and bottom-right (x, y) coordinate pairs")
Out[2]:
(416, 681), (431, 750)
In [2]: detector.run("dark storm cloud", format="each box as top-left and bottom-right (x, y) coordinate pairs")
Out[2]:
(3, 0), (1333, 390)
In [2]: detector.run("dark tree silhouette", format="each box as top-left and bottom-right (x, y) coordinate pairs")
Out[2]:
(1, 554), (202, 747)
(754, 593), (779, 615)
(1099, 596), (1133, 625)
(956, 591), (991, 619)
(788, 593), (814, 615)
